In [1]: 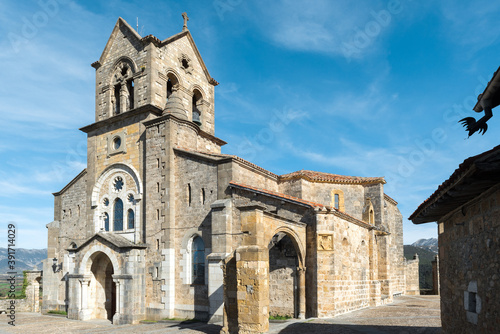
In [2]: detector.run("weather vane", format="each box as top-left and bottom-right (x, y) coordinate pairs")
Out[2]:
(460, 67), (500, 137)
(459, 97), (493, 137)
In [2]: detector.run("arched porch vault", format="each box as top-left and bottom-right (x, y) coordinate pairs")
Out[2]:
(223, 205), (308, 333)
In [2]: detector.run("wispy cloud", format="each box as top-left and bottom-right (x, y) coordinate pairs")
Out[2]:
(246, 0), (413, 59)
(439, 1), (500, 50)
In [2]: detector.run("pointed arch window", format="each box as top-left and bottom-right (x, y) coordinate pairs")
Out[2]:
(114, 198), (123, 231)
(192, 236), (205, 284)
(127, 209), (135, 229)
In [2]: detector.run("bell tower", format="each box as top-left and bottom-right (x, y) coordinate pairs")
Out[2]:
(90, 16), (218, 135)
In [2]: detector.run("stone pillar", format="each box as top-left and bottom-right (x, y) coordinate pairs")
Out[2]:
(432, 255), (440, 295)
(161, 248), (175, 318)
(208, 199), (232, 323)
(207, 253), (225, 323)
(111, 274), (133, 325)
(297, 267), (306, 319)
(120, 83), (129, 113)
(67, 274), (91, 320)
(78, 276), (91, 320)
(236, 246), (269, 334)
(114, 279), (121, 314)
(233, 207), (269, 333)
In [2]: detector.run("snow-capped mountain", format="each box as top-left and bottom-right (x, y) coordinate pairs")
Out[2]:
(411, 238), (438, 253)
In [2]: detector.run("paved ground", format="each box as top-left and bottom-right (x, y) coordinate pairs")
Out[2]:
(0, 295), (441, 334)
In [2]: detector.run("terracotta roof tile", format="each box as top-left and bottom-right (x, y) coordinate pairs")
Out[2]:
(279, 170), (385, 185)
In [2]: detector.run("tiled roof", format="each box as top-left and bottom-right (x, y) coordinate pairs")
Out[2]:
(175, 148), (386, 186)
(229, 181), (376, 230)
(384, 194), (398, 205)
(410, 144), (500, 224)
(279, 170), (385, 185)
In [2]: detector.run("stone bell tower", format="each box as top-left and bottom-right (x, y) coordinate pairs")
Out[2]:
(90, 15), (218, 135)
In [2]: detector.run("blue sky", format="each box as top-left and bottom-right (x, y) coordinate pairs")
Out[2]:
(2, 0), (500, 249)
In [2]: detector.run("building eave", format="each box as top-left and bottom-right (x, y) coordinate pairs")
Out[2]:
(410, 144), (500, 224)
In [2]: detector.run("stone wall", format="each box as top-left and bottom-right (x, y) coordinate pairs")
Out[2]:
(438, 186), (500, 333)
(296, 180), (367, 220)
(0, 271), (42, 313)
(315, 213), (374, 317)
(405, 256), (420, 295)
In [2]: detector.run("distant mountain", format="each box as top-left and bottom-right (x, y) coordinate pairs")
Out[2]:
(0, 248), (46, 273)
(411, 238), (438, 253)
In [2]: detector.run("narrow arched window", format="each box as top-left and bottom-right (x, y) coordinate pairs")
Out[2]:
(114, 198), (123, 231)
(127, 209), (135, 229)
(127, 79), (134, 110)
(192, 90), (202, 126)
(192, 236), (205, 284)
(187, 183), (192, 206)
(114, 84), (121, 115)
(104, 212), (110, 231)
(167, 78), (173, 100)
(334, 194), (339, 209)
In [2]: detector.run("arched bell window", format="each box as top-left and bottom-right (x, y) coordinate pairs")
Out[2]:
(114, 198), (123, 231)
(192, 90), (202, 126)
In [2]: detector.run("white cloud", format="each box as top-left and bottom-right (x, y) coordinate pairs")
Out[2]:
(248, 0), (410, 59)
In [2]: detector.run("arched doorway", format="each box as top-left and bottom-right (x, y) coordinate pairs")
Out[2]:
(88, 252), (116, 321)
(268, 232), (300, 318)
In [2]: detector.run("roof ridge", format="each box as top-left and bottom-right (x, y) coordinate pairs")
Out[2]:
(279, 169), (385, 185)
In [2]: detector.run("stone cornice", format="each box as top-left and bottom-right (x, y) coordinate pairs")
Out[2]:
(144, 113), (227, 146)
(80, 105), (162, 133)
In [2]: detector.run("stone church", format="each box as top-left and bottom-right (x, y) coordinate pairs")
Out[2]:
(43, 16), (418, 333)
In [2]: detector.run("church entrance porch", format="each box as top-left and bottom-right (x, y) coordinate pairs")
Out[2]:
(89, 252), (115, 321)
(221, 206), (307, 334)
(66, 236), (147, 325)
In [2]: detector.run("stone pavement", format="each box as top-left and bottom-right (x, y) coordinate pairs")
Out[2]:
(0, 295), (440, 334)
